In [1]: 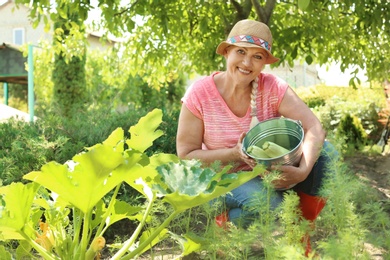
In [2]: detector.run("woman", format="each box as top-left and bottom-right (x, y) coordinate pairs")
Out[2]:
(176, 19), (337, 255)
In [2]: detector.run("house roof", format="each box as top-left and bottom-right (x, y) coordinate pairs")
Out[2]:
(0, 43), (28, 85)
(0, 42), (21, 51)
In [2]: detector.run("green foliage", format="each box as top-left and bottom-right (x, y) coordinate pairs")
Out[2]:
(173, 140), (390, 259)
(336, 113), (368, 152)
(15, 0), (390, 84)
(177, 170), (285, 259)
(52, 50), (88, 117)
(0, 245), (12, 259)
(150, 108), (180, 155)
(297, 84), (386, 147)
(319, 231), (371, 259)
(303, 96), (326, 109)
(155, 160), (218, 197)
(278, 191), (305, 246)
(0, 119), (66, 185)
(298, 0), (310, 11)
(51, 6), (88, 118)
(0, 83), (28, 112)
(29, 44), (186, 118)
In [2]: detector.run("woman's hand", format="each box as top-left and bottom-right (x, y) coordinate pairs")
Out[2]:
(236, 132), (257, 168)
(270, 164), (310, 189)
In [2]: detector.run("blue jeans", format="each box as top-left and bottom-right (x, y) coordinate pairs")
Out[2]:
(215, 141), (338, 227)
(223, 176), (284, 227)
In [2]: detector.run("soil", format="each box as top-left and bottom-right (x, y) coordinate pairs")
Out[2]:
(344, 152), (390, 260)
(344, 152), (390, 200)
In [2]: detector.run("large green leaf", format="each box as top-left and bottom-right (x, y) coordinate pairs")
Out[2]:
(0, 182), (40, 240)
(126, 109), (164, 153)
(107, 200), (144, 226)
(0, 245), (12, 259)
(88, 127), (125, 152)
(170, 232), (202, 257)
(134, 228), (169, 257)
(23, 143), (139, 214)
(155, 160), (217, 196)
(123, 153), (178, 197)
(154, 160), (265, 211)
(90, 198), (144, 233)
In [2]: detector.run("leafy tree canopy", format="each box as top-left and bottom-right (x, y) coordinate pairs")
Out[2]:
(16, 0), (390, 85)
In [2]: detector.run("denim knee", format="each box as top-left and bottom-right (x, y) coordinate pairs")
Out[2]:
(294, 141), (339, 195)
(219, 176), (284, 227)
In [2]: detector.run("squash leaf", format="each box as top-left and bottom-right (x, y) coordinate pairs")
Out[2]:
(126, 109), (164, 153)
(0, 182), (40, 240)
(23, 143), (138, 214)
(154, 160), (265, 211)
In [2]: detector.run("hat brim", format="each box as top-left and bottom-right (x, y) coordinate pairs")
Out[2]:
(216, 41), (279, 64)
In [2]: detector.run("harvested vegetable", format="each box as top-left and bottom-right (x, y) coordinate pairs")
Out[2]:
(247, 141), (290, 158)
(247, 145), (270, 158)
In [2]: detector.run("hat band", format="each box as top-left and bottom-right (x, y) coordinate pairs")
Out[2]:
(227, 35), (271, 51)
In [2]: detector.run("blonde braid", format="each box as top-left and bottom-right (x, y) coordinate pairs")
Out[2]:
(249, 76), (260, 128)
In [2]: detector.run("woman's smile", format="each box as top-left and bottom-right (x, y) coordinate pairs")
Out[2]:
(238, 67), (251, 74)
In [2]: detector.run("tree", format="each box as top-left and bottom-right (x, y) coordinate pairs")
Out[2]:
(16, 0), (390, 85)
(51, 2), (88, 117)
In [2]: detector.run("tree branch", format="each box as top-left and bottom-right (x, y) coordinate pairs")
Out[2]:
(230, 0), (251, 20)
(227, 0), (252, 34)
(251, 0), (277, 25)
(264, 0), (277, 23)
(114, 0), (140, 16)
(251, 0), (266, 23)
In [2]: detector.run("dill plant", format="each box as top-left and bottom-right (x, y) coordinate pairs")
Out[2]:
(316, 155), (368, 258)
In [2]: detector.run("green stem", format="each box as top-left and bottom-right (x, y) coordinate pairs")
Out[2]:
(123, 210), (182, 260)
(79, 210), (92, 260)
(95, 184), (121, 238)
(185, 208), (192, 233)
(110, 196), (157, 260)
(70, 207), (81, 258)
(85, 185), (122, 260)
(85, 237), (98, 260)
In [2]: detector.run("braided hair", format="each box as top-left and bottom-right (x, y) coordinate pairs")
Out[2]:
(249, 75), (260, 128)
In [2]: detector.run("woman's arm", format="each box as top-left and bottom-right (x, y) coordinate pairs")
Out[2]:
(276, 87), (326, 185)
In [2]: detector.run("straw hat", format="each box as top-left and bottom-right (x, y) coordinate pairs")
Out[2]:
(216, 19), (279, 64)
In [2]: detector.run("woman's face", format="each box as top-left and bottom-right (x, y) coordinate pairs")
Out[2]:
(225, 46), (268, 83)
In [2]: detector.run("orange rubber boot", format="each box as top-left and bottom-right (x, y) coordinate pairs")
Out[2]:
(297, 191), (326, 257)
(215, 211), (229, 229)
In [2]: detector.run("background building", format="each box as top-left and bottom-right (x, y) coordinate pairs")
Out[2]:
(263, 62), (321, 88)
(0, 0), (116, 50)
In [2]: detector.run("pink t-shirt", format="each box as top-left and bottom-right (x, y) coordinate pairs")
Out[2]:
(182, 72), (288, 170)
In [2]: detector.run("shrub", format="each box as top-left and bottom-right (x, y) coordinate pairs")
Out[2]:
(0, 118), (65, 185)
(38, 106), (151, 163)
(297, 84), (386, 146)
(304, 96), (326, 108)
(336, 113), (367, 153)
